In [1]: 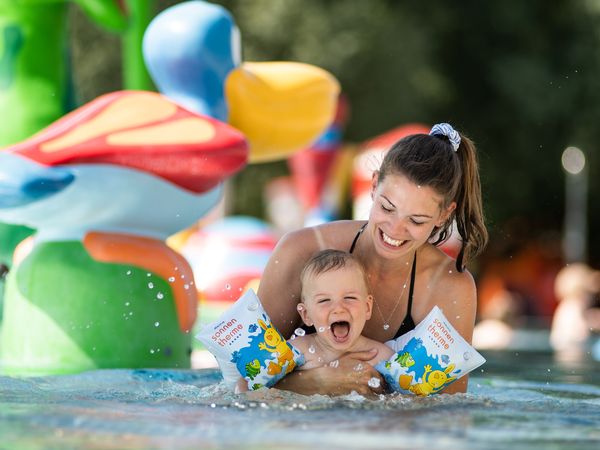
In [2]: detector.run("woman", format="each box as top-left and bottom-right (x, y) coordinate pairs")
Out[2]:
(258, 123), (488, 395)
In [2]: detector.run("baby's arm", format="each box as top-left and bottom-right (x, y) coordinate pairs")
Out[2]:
(290, 335), (318, 370)
(367, 339), (395, 365)
(235, 377), (249, 393)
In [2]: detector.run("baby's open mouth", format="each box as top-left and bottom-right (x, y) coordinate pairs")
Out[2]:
(331, 321), (350, 342)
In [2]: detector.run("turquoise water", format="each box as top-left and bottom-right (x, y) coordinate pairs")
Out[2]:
(1, 349), (599, 450)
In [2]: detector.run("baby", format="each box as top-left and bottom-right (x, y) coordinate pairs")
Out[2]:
(292, 249), (394, 369)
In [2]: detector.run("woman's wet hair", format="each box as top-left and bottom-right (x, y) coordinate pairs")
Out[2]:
(378, 132), (488, 271)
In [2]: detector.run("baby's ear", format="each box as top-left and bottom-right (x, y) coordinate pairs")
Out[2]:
(296, 303), (313, 326)
(365, 294), (374, 319)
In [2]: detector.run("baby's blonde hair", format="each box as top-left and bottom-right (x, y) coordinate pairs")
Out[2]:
(300, 249), (369, 301)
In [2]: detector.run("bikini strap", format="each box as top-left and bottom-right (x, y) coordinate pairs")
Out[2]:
(349, 222), (367, 254)
(406, 252), (417, 314)
(393, 252), (418, 339)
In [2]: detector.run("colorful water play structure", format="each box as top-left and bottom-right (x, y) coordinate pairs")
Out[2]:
(0, 0), (339, 375)
(0, 90), (248, 374)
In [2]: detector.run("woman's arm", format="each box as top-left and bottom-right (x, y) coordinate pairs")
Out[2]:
(258, 229), (317, 338)
(428, 260), (478, 395)
(276, 349), (385, 397)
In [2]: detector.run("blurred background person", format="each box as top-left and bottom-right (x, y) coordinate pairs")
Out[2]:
(550, 263), (600, 352)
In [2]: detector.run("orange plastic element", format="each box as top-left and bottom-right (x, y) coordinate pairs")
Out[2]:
(83, 231), (197, 332)
(6, 91), (248, 193)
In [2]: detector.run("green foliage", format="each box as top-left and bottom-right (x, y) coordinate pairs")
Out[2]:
(71, 0), (600, 263)
(215, 0), (600, 263)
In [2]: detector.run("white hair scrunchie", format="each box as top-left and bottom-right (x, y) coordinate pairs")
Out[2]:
(430, 123), (460, 152)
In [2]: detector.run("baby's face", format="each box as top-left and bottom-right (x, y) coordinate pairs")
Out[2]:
(298, 265), (373, 350)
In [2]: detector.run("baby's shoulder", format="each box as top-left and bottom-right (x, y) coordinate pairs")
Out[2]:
(289, 334), (312, 354)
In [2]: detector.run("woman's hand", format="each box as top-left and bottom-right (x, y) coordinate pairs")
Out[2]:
(275, 349), (385, 397)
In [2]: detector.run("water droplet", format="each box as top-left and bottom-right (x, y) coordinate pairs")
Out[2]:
(156, 292), (164, 300)
(125, 302), (130, 306)
(317, 357), (323, 363)
(247, 301), (259, 311)
(148, 282), (154, 289)
(147, 273), (152, 277)
(383, 324), (390, 330)
(126, 270), (132, 275)
(463, 352), (471, 361)
(168, 277), (175, 283)
(154, 322), (160, 327)
(308, 345), (316, 354)
(449, 270), (453, 274)
(129, 312), (133, 316)
(547, 368), (551, 373)
(318, 326), (325, 333)
(368, 377), (381, 388)
(150, 349), (155, 354)
(225, 283), (231, 290)
(354, 363), (364, 371)
(184, 284), (190, 290)
(294, 328), (306, 337)
(329, 359), (339, 368)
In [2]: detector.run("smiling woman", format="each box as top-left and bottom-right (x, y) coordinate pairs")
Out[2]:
(258, 123), (488, 396)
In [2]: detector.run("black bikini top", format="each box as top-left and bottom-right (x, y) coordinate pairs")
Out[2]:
(349, 223), (417, 339)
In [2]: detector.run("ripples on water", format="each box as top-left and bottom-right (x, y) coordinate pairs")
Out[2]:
(1, 350), (599, 450)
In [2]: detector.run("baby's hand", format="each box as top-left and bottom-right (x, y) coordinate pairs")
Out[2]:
(234, 377), (249, 394)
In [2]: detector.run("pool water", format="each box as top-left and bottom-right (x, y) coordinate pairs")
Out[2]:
(1, 349), (599, 450)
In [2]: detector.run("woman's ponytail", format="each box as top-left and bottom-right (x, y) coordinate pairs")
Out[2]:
(454, 134), (488, 271)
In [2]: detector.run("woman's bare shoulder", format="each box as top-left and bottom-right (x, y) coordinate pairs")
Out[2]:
(418, 244), (477, 338)
(420, 244), (475, 292)
(275, 220), (365, 254)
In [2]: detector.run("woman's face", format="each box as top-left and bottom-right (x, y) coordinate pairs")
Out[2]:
(369, 172), (455, 259)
